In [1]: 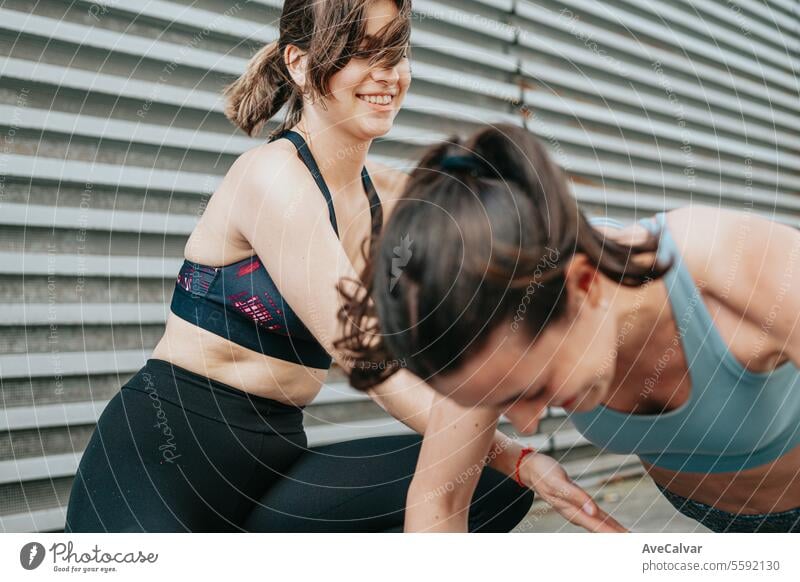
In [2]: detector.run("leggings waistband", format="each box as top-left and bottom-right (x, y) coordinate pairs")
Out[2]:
(655, 483), (800, 532)
(121, 358), (305, 435)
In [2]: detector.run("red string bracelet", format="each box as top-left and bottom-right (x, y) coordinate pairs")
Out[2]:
(514, 447), (535, 487)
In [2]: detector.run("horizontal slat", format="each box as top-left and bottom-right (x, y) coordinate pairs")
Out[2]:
(516, 38), (800, 140)
(519, 54), (800, 143)
(73, 0), (278, 44)
(738, 0), (800, 33)
(0, 349), (149, 379)
(0, 102), (435, 167)
(413, 0), (515, 41)
(0, 203), (198, 235)
(0, 8), (254, 78)
(522, 90), (800, 172)
(410, 28), (518, 71)
(0, 56), (222, 110)
(0, 251), (182, 278)
(1, 152), (221, 195)
(0, 303), (168, 326)
(2, 401), (110, 432)
(0, 104), (258, 156)
(556, 0), (798, 94)
(0, 453), (81, 485)
(619, 0), (798, 74)
(411, 61), (519, 102)
(514, 2), (800, 113)
(682, 0), (800, 57)
(471, 0), (514, 10)
(566, 156), (800, 211)
(306, 418), (414, 447)
(527, 123), (800, 192)
(0, 507), (67, 533)
(760, 0), (798, 18)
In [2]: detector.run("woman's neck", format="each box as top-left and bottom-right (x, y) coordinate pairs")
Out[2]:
(292, 119), (371, 193)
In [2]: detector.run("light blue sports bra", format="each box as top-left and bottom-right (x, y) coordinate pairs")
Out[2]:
(570, 213), (800, 473)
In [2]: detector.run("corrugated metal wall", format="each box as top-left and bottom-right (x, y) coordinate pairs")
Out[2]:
(1, 0), (798, 532)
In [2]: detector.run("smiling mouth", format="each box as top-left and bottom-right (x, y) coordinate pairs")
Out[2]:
(356, 94), (395, 106)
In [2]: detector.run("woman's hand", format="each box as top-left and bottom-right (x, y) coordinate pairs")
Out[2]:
(519, 451), (628, 532)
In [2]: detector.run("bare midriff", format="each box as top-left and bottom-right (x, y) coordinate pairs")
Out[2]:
(150, 313), (327, 407)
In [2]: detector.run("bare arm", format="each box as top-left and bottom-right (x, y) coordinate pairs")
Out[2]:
(719, 208), (800, 367)
(232, 146), (622, 532)
(680, 206), (800, 367)
(403, 391), (627, 532)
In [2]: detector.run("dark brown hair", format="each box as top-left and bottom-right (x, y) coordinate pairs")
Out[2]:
(224, 0), (411, 138)
(336, 124), (673, 390)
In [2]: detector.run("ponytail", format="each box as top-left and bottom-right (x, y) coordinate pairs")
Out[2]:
(223, 41), (302, 138)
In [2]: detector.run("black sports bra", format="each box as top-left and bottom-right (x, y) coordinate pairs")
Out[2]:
(169, 130), (383, 369)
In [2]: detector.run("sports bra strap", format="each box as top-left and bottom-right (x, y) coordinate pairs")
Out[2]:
(361, 166), (383, 238)
(278, 129), (340, 237)
(276, 129), (384, 240)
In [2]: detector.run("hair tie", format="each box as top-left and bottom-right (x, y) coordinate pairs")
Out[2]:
(440, 155), (489, 178)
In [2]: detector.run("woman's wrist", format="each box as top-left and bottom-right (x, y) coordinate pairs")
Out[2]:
(487, 434), (537, 488)
(514, 447), (536, 487)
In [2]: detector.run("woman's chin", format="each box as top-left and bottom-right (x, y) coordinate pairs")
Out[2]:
(354, 113), (396, 138)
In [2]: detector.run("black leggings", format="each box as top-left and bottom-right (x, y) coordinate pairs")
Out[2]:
(66, 359), (533, 532)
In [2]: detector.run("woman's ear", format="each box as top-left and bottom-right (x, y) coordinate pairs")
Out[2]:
(564, 253), (606, 314)
(283, 44), (308, 90)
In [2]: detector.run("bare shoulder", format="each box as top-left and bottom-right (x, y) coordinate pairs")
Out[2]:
(365, 159), (410, 217)
(667, 205), (800, 367)
(663, 204), (794, 282)
(219, 139), (336, 236)
(666, 203), (799, 318)
(227, 139), (343, 217)
(227, 139), (303, 201)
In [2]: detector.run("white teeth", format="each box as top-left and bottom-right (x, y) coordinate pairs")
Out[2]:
(358, 94), (393, 105)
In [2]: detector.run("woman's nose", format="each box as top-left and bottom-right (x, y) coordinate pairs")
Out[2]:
(371, 63), (401, 84)
(504, 400), (546, 435)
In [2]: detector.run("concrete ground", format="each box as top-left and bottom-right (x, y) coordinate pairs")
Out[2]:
(515, 474), (711, 533)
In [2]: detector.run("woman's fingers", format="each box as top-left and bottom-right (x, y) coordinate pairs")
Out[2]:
(547, 483), (628, 532)
(550, 497), (626, 532)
